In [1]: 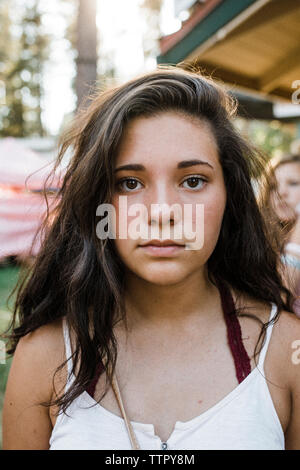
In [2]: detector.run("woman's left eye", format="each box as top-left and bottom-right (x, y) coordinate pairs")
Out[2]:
(182, 176), (206, 190)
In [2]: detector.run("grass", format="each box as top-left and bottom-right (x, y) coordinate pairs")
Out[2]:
(0, 263), (21, 449)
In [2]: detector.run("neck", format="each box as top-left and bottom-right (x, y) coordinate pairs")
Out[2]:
(121, 267), (220, 331)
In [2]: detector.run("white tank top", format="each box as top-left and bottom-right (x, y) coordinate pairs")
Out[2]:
(49, 303), (284, 450)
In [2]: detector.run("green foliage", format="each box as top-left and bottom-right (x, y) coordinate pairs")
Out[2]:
(0, 264), (20, 450)
(0, 0), (50, 136)
(0, 356), (12, 449)
(234, 118), (296, 159)
(0, 265), (20, 311)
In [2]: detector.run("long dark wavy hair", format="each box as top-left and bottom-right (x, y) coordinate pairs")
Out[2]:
(4, 65), (294, 414)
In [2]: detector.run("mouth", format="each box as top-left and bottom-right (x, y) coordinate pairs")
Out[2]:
(138, 240), (185, 257)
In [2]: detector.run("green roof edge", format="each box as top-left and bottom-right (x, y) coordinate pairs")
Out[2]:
(157, 0), (258, 64)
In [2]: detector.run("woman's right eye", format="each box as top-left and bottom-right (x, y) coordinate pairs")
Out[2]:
(116, 178), (143, 192)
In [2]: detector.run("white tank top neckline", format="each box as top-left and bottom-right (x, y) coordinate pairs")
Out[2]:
(49, 302), (285, 450)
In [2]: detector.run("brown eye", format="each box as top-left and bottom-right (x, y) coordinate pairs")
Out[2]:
(117, 178), (142, 192)
(182, 176), (206, 190)
(125, 179), (138, 190)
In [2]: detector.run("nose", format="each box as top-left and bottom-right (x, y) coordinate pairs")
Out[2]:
(149, 203), (175, 231)
(146, 184), (181, 232)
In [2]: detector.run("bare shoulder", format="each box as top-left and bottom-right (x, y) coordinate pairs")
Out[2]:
(2, 317), (66, 449)
(270, 309), (300, 386)
(17, 316), (64, 350)
(272, 308), (300, 333)
(13, 317), (65, 386)
(231, 287), (300, 373)
(238, 291), (300, 388)
(270, 309), (300, 449)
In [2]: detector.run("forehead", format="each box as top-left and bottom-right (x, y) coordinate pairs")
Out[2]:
(115, 112), (220, 169)
(275, 162), (300, 179)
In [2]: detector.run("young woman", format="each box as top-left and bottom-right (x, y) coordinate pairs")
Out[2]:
(2, 67), (300, 450)
(267, 155), (300, 316)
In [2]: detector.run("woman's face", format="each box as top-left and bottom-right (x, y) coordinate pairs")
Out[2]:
(272, 162), (300, 221)
(111, 112), (227, 285)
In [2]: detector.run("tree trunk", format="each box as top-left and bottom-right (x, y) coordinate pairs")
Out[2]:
(75, 0), (98, 110)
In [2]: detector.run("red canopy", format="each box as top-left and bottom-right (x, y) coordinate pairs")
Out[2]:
(0, 137), (61, 190)
(0, 138), (63, 261)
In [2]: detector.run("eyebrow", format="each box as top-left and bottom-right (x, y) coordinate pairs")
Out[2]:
(114, 159), (214, 173)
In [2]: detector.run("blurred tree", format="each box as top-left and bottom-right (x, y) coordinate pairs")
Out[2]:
(0, 0), (14, 134)
(97, 49), (117, 90)
(75, 0), (97, 110)
(0, 0), (50, 137)
(140, 0), (163, 62)
(59, 0), (115, 126)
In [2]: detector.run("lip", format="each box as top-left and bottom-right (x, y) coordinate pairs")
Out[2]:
(138, 240), (185, 257)
(140, 239), (185, 247)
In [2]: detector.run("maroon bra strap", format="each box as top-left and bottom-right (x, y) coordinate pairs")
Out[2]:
(216, 278), (251, 383)
(86, 361), (104, 397)
(86, 279), (251, 398)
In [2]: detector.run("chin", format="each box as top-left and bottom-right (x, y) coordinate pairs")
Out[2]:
(135, 265), (191, 286)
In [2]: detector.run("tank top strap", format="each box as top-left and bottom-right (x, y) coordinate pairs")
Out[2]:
(62, 316), (76, 390)
(257, 302), (278, 371)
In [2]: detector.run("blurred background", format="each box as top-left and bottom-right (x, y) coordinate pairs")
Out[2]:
(1, 0), (300, 448)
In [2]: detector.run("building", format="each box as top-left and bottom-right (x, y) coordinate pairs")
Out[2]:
(158, 0), (300, 133)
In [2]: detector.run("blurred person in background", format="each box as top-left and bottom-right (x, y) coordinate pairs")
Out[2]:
(263, 154), (300, 317)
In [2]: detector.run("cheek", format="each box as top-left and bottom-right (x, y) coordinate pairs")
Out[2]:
(290, 187), (300, 205)
(202, 204), (225, 253)
(112, 196), (142, 240)
(184, 188), (226, 256)
(202, 186), (226, 233)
